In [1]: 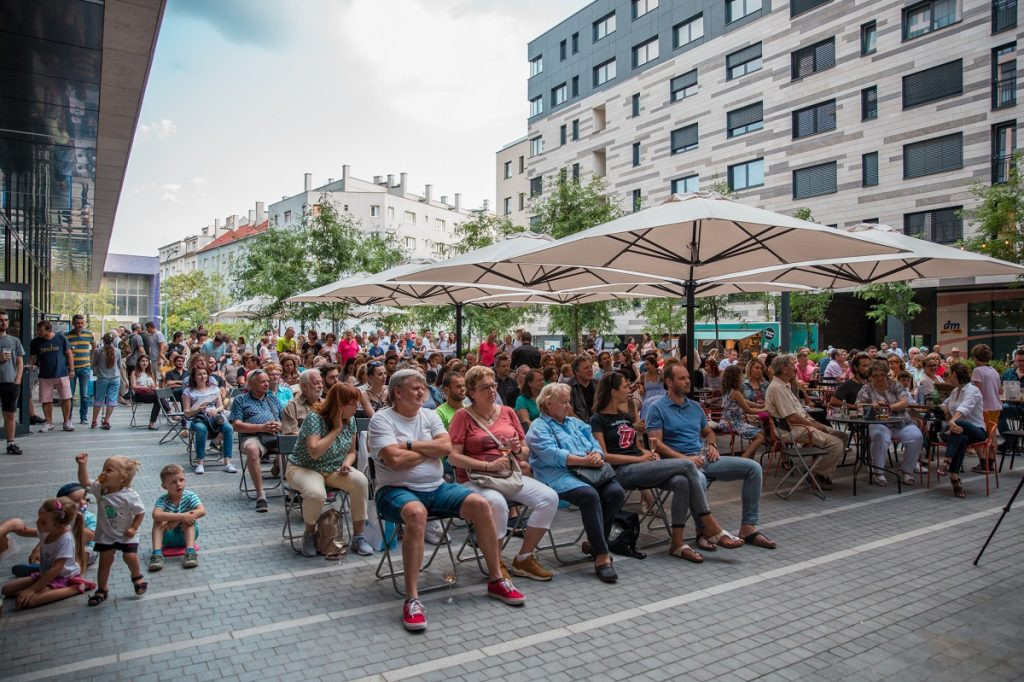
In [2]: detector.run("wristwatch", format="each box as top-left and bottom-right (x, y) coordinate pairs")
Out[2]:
(406, 440), (413, 451)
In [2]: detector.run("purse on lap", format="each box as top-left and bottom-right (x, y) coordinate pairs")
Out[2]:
(464, 407), (525, 497)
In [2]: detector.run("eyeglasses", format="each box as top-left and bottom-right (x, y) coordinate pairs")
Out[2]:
(474, 382), (498, 391)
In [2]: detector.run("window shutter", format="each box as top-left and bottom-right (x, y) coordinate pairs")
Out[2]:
(671, 124), (699, 153)
(862, 87), (878, 118)
(862, 152), (879, 186)
(792, 162), (837, 199)
(728, 102), (763, 130)
(902, 60), (963, 108)
(814, 39), (836, 70)
(793, 100), (835, 138)
(904, 207), (963, 243)
(903, 133), (963, 178)
(791, 0), (832, 17)
(727, 42), (762, 68)
(671, 69), (698, 90)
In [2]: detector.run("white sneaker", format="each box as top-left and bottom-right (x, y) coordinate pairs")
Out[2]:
(40, 423), (55, 432)
(194, 462), (205, 475)
(63, 421), (75, 432)
(223, 462), (238, 473)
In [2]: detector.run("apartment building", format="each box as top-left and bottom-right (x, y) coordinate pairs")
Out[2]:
(495, 136), (532, 227)
(521, 0), (1022, 350)
(195, 217), (269, 297)
(268, 166), (484, 260)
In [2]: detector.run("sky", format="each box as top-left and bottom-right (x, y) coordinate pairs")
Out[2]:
(110, 0), (587, 255)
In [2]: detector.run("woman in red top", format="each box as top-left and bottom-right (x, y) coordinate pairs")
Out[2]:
(478, 331), (498, 368)
(336, 330), (360, 366)
(448, 365), (559, 582)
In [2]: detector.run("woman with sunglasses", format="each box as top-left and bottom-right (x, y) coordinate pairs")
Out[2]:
(358, 361), (389, 418)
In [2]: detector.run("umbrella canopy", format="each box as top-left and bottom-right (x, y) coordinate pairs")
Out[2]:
(212, 296), (279, 321)
(715, 223), (1024, 288)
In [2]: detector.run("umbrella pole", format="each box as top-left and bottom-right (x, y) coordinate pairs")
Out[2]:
(685, 281), (696, 376)
(780, 292), (791, 352)
(455, 303), (464, 358)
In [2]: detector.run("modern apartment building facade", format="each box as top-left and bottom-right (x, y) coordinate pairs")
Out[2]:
(496, 136), (532, 227)
(522, 0), (1022, 351)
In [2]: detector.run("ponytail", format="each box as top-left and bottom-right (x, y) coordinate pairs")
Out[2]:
(70, 509), (87, 571)
(102, 332), (116, 369)
(42, 496), (87, 570)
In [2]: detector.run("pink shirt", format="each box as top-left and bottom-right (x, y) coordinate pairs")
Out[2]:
(337, 338), (360, 364)
(971, 365), (1002, 411)
(479, 341), (498, 367)
(795, 360), (817, 383)
(448, 405), (524, 483)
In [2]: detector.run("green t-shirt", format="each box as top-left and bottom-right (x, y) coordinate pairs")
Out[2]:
(435, 402), (460, 430)
(289, 411), (356, 474)
(514, 395), (540, 421)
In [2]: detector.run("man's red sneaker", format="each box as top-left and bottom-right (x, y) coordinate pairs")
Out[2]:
(402, 598), (427, 631)
(487, 578), (525, 605)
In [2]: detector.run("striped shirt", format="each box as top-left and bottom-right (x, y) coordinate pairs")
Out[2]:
(153, 490), (203, 531)
(65, 329), (95, 370)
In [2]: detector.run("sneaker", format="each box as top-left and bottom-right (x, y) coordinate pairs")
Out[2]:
(39, 423), (55, 433)
(63, 421), (75, 432)
(182, 548), (199, 569)
(301, 532), (317, 557)
(487, 578), (525, 606)
(29, 415), (46, 425)
(499, 558), (511, 581)
(6, 443), (22, 456)
(194, 462), (205, 475)
(255, 498), (269, 513)
(813, 474), (833, 491)
(402, 598), (427, 631)
(350, 535), (374, 556)
(223, 462), (238, 473)
(148, 554), (164, 572)
(79, 418), (88, 425)
(511, 553), (553, 581)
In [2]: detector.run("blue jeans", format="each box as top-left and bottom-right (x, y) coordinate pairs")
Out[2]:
(696, 456), (763, 528)
(945, 420), (988, 473)
(558, 481), (626, 557)
(70, 368), (92, 421)
(190, 419), (234, 460)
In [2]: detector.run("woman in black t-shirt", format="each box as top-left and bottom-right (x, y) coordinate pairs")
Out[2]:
(590, 372), (749, 563)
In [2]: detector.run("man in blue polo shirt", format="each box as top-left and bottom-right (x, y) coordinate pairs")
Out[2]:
(646, 362), (777, 550)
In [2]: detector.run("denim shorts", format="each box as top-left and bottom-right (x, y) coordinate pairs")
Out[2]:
(375, 482), (473, 523)
(94, 377), (120, 407)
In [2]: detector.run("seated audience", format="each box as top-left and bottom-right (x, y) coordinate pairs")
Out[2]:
(282, 369), (323, 435)
(717, 365), (765, 459)
(856, 360), (924, 487)
(937, 363), (987, 499)
(229, 370), (283, 513)
(182, 365), (235, 475)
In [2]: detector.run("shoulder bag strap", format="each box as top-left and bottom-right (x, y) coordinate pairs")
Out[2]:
(464, 406), (504, 450)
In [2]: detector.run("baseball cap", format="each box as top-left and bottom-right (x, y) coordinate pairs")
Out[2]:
(56, 482), (84, 498)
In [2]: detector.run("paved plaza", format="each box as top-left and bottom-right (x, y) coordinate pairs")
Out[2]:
(1, 409), (1022, 682)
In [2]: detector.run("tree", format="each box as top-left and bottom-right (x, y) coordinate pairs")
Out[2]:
(790, 290), (833, 345)
(854, 283), (922, 346)
(963, 152), (1024, 275)
(642, 299), (687, 337)
(49, 287), (115, 325)
(439, 212), (526, 257)
(695, 296), (732, 350)
(531, 175), (625, 349)
(162, 271), (229, 333)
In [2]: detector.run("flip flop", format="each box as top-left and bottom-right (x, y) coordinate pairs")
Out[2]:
(669, 544), (704, 563)
(741, 531), (777, 549)
(701, 530), (744, 549)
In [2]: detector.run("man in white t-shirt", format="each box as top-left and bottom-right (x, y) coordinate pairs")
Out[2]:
(369, 369), (524, 631)
(718, 348), (738, 372)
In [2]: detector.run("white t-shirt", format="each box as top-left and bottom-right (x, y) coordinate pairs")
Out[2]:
(368, 407), (447, 492)
(89, 482), (145, 544)
(38, 529), (79, 578)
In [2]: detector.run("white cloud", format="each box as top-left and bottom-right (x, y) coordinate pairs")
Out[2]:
(138, 118), (177, 139)
(160, 183), (182, 202)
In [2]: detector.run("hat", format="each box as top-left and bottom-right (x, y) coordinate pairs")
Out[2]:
(56, 482), (84, 498)
(920, 346), (929, 353)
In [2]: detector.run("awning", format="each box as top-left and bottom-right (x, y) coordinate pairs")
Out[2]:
(692, 330), (761, 341)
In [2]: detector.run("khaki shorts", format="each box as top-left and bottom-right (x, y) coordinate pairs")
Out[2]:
(39, 376), (72, 401)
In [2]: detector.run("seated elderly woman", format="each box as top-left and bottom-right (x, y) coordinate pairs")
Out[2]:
(526, 382), (625, 583)
(856, 359), (924, 487)
(286, 382), (374, 557)
(717, 365), (765, 459)
(447, 366), (559, 581)
(182, 364), (236, 475)
(937, 363), (987, 499)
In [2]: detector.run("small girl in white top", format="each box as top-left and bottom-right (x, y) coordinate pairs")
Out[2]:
(1, 496), (96, 609)
(75, 452), (146, 605)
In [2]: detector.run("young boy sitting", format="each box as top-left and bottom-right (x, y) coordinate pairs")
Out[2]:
(149, 464), (205, 571)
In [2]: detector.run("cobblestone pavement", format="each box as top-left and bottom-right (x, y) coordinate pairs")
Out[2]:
(1, 409), (1022, 682)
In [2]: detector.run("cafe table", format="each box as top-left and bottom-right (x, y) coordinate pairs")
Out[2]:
(826, 412), (911, 496)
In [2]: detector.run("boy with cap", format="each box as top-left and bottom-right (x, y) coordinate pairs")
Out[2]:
(5, 483), (97, 577)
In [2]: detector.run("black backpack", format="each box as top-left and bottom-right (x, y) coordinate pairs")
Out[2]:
(607, 511), (646, 559)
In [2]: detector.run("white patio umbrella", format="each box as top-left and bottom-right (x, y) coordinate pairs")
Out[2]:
(211, 296), (279, 321)
(505, 193), (905, 370)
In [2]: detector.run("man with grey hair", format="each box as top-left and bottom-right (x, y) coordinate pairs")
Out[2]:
(368, 368), (525, 632)
(765, 354), (845, 490)
(281, 369), (324, 435)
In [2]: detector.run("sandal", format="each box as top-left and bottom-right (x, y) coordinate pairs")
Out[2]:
(951, 478), (966, 499)
(741, 531), (777, 549)
(131, 574), (148, 596)
(700, 530), (744, 549)
(87, 588), (108, 606)
(872, 474), (888, 487)
(936, 461), (949, 478)
(901, 473), (916, 486)
(669, 544), (704, 563)
(90, 420), (97, 429)
(696, 535), (717, 552)
(101, 421), (111, 430)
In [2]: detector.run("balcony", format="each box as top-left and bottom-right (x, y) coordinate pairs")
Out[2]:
(993, 73), (1017, 108)
(993, 0), (1017, 33)
(993, 153), (1015, 184)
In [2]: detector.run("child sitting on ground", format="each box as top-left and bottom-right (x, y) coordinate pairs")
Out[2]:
(149, 464), (205, 571)
(75, 452), (146, 606)
(8, 483), (98, 577)
(1, 496), (96, 609)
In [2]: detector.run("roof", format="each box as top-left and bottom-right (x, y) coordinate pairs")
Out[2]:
(103, 253), (160, 276)
(197, 220), (269, 253)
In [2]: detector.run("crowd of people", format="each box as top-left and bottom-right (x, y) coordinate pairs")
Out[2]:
(0, 316), (1015, 631)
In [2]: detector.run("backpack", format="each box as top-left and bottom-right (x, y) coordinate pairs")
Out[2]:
(607, 511), (646, 559)
(315, 508), (346, 560)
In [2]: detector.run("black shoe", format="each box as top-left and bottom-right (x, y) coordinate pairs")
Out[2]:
(6, 443), (22, 455)
(255, 498), (269, 513)
(29, 416), (46, 425)
(595, 560), (617, 583)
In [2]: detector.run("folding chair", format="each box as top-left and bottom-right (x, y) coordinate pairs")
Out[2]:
(455, 502), (531, 575)
(156, 388), (190, 447)
(999, 412), (1023, 473)
(238, 428), (285, 500)
(280, 435), (352, 553)
(967, 423), (1000, 496)
(623, 487), (672, 549)
(771, 417), (828, 500)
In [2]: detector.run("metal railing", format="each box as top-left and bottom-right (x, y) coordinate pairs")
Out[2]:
(993, 74), (1017, 109)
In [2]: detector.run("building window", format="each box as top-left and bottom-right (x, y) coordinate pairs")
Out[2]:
(572, 163), (580, 182)
(560, 124), (568, 146)
(572, 32), (579, 53)
(792, 38), (836, 80)
(670, 124), (698, 154)
(729, 159), (764, 191)
(530, 55), (543, 77)
(571, 75), (579, 97)
(993, 121), (1017, 183)
(671, 175), (699, 194)
(993, 44), (1017, 108)
(670, 69), (698, 101)
(560, 39), (567, 61)
(632, 93), (640, 117)
(673, 14), (703, 48)
(727, 101), (763, 137)
(387, 206), (395, 220)
(518, 156), (525, 173)
(903, 59), (963, 108)
(904, 206), (962, 243)
(284, 210), (291, 223)
(792, 99), (836, 139)
(862, 86), (878, 120)
(504, 161), (512, 179)
(793, 162), (838, 199)
(726, 43), (762, 80)
(594, 58), (617, 86)
(861, 21), (877, 55)
(633, 37), (659, 68)
(435, 218), (446, 231)
(593, 104), (606, 132)
(530, 96), (543, 117)
(791, 0), (832, 17)
(529, 176), (543, 197)
(863, 217), (880, 223)
(863, 152), (879, 186)
(632, 142), (641, 167)
(726, 0), (762, 23)
(370, 205), (381, 217)
(530, 136), (544, 157)
(518, 193), (526, 210)
(552, 83), (567, 107)
(404, 236), (417, 250)
(903, 0), (958, 40)
(994, 0), (1018, 32)
(593, 12), (616, 41)
(904, 132), (964, 178)
(632, 189), (642, 212)
(404, 211), (416, 223)
(633, 0), (658, 19)
(572, 119), (580, 140)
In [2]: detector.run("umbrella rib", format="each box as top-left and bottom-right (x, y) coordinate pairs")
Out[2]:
(602, 230), (692, 267)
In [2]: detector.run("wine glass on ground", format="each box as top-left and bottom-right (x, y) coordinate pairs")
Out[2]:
(442, 570), (457, 604)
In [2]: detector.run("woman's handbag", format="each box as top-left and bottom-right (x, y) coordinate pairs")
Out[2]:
(464, 407), (525, 497)
(570, 460), (617, 487)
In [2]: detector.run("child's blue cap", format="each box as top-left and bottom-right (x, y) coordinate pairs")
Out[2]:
(56, 483), (84, 498)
